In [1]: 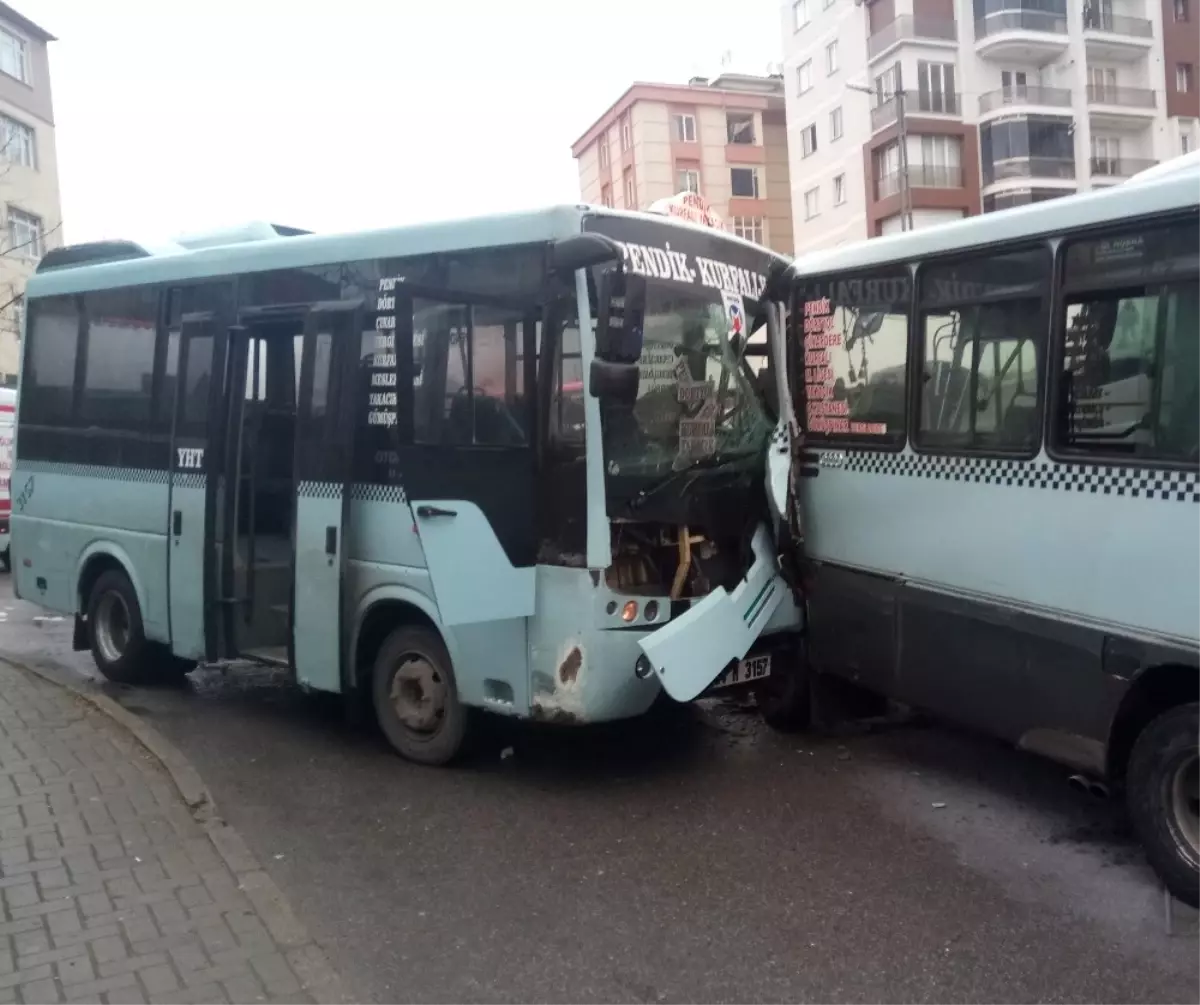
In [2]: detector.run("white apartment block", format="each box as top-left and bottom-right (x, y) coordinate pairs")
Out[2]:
(781, 0), (1198, 250)
(0, 3), (62, 387)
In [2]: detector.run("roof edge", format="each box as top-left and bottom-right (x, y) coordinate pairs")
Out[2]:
(0, 2), (56, 41)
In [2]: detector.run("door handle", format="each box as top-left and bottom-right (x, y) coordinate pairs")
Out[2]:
(172, 510), (182, 536)
(416, 505), (457, 519)
(325, 526), (338, 555)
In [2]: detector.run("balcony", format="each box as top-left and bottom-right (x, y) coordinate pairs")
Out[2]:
(871, 90), (964, 132)
(1087, 84), (1157, 127)
(868, 16), (958, 61)
(1083, 10), (1154, 60)
(983, 156), (1077, 185)
(1090, 156), (1158, 181)
(979, 85), (1073, 115)
(974, 9), (1070, 62)
(876, 165), (964, 199)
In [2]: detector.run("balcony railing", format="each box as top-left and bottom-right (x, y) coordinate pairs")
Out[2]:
(983, 156), (1077, 184)
(871, 90), (963, 130)
(1082, 11), (1154, 36)
(979, 85), (1073, 113)
(876, 165), (964, 198)
(1091, 156), (1158, 177)
(1086, 84), (1156, 107)
(974, 9), (1069, 37)
(867, 16), (958, 58)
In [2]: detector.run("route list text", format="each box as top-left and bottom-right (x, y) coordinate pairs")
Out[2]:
(802, 298), (888, 437)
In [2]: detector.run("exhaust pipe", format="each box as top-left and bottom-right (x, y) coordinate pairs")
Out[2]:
(1068, 774), (1110, 800)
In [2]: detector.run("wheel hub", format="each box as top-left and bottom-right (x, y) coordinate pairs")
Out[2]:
(94, 591), (131, 665)
(1170, 752), (1200, 858)
(390, 655), (447, 734)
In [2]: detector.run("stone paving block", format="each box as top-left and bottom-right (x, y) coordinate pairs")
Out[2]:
(0, 660), (344, 1004)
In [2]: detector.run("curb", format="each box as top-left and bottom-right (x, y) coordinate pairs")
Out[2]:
(1, 653), (352, 1005)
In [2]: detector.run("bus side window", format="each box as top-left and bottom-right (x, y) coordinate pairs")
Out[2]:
(1056, 215), (1199, 463)
(916, 247), (1048, 453)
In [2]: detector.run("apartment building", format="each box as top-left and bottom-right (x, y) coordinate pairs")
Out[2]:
(782, 0), (1184, 249)
(0, 3), (61, 387)
(571, 74), (796, 255)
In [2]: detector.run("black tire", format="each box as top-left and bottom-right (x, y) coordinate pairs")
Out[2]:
(87, 569), (152, 684)
(1126, 702), (1199, 907)
(757, 646), (812, 733)
(371, 626), (468, 766)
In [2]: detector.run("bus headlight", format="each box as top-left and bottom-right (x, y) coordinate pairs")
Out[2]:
(621, 600), (638, 622)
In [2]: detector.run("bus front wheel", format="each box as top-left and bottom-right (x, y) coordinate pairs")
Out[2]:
(1126, 701), (1199, 908)
(371, 626), (468, 766)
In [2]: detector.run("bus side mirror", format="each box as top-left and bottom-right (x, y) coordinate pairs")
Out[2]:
(589, 358), (639, 403)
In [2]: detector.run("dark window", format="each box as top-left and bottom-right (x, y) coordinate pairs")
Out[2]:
(157, 330), (180, 426)
(80, 287), (158, 428)
(413, 298), (529, 447)
(980, 116), (1074, 184)
(730, 167), (760, 198)
(917, 248), (1048, 452)
(181, 335), (214, 432)
(1055, 216), (1200, 464)
(23, 295), (80, 426)
(796, 270), (911, 447)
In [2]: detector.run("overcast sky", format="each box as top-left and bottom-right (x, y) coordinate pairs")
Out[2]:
(16, 0), (783, 246)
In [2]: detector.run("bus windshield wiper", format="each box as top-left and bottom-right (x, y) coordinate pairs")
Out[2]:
(626, 454), (741, 514)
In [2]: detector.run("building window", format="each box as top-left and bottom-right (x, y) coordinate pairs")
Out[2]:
(918, 249), (1047, 452)
(677, 166), (701, 193)
(1177, 63), (1195, 92)
(672, 113), (697, 143)
(726, 112), (756, 145)
(1176, 0), (1190, 21)
(830, 106), (843, 140)
(1091, 135), (1121, 174)
(730, 166), (761, 198)
(801, 123), (818, 157)
(623, 169), (635, 207)
(0, 115), (34, 169)
(917, 61), (957, 114)
(833, 174), (846, 205)
(598, 140), (609, 168)
(804, 187), (820, 219)
(600, 184), (613, 207)
(826, 41), (839, 75)
(620, 117), (631, 152)
(793, 0), (810, 30)
(876, 64), (902, 103)
(7, 206), (41, 259)
(1182, 119), (1196, 153)
(731, 217), (765, 245)
(798, 60), (813, 94)
(0, 28), (27, 84)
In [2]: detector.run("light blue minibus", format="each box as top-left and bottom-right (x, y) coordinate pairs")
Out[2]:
(11, 207), (804, 764)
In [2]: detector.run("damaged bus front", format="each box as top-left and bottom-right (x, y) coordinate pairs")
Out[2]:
(561, 211), (803, 717)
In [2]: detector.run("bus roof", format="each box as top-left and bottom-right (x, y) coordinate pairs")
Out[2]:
(26, 204), (784, 300)
(787, 160), (1199, 280)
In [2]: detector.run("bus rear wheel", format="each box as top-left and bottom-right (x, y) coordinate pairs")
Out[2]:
(371, 626), (468, 766)
(1126, 701), (1199, 908)
(88, 570), (154, 684)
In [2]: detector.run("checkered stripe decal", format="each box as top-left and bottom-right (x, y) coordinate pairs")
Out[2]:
(173, 473), (206, 490)
(296, 482), (409, 503)
(350, 483), (407, 504)
(14, 461), (171, 484)
(831, 452), (1199, 502)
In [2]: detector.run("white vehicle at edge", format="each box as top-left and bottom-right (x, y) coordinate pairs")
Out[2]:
(0, 386), (13, 572)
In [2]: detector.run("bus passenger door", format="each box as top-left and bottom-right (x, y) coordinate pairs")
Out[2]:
(291, 300), (361, 693)
(168, 313), (228, 662)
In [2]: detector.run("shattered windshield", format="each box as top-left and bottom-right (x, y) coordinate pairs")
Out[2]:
(601, 281), (772, 476)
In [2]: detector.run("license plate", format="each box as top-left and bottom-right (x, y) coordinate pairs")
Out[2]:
(711, 653), (772, 690)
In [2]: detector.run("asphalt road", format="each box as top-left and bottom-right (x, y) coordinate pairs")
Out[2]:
(0, 576), (1196, 1004)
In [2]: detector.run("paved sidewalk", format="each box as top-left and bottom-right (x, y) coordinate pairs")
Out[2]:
(0, 659), (345, 1005)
